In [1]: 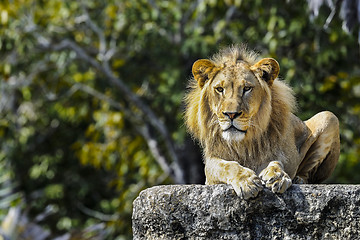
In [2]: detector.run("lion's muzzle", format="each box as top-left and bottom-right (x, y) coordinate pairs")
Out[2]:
(222, 111), (243, 120)
(221, 116), (248, 141)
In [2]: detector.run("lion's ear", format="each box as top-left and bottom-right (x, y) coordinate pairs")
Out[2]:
(192, 59), (217, 88)
(250, 58), (280, 86)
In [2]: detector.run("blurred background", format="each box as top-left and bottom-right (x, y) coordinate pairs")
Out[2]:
(0, 0), (359, 239)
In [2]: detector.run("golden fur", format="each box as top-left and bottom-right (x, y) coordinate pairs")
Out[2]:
(184, 45), (340, 199)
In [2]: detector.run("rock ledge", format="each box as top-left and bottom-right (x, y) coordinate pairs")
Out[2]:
(132, 184), (360, 239)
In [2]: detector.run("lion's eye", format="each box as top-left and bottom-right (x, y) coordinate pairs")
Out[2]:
(243, 86), (252, 92)
(216, 87), (224, 93)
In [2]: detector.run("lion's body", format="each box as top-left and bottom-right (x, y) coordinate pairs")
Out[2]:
(185, 45), (340, 199)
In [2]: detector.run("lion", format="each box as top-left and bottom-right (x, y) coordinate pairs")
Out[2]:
(184, 45), (340, 199)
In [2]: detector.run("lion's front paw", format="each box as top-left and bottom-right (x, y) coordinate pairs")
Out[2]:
(259, 162), (292, 194)
(230, 168), (263, 199)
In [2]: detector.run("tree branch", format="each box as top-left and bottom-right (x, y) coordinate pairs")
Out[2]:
(77, 203), (119, 222)
(139, 125), (174, 177)
(68, 83), (173, 181)
(37, 35), (185, 183)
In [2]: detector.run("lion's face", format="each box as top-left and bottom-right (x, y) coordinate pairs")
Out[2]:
(209, 63), (265, 141)
(192, 57), (280, 142)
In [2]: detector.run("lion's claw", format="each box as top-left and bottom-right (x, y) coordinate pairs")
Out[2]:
(230, 168), (263, 199)
(259, 162), (292, 194)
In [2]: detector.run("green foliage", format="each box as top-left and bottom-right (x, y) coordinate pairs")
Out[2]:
(0, 0), (360, 239)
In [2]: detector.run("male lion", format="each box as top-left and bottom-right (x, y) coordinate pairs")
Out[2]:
(184, 45), (340, 199)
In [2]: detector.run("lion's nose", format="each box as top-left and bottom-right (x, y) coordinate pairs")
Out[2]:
(223, 111), (242, 120)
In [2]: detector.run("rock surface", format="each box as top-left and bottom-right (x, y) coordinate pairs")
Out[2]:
(132, 184), (360, 239)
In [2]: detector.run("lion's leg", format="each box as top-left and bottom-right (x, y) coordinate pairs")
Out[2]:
(295, 111), (340, 183)
(204, 158), (263, 199)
